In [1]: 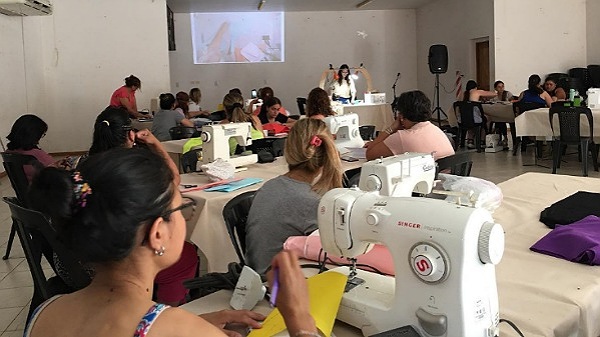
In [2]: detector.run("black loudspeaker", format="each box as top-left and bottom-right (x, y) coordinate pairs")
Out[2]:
(428, 44), (448, 74)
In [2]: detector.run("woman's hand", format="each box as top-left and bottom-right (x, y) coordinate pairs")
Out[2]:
(135, 129), (160, 147)
(200, 310), (265, 336)
(267, 251), (316, 334)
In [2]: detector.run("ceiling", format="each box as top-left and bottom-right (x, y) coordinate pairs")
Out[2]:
(166, 0), (436, 13)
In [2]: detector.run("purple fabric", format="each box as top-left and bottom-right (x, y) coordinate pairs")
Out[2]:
(530, 215), (600, 265)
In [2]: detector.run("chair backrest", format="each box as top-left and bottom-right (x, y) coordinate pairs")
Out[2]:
(512, 101), (545, 116)
(296, 97), (307, 115)
(358, 125), (376, 141)
(169, 126), (199, 140)
(342, 167), (362, 188)
(435, 152), (473, 177)
(3, 197), (91, 306)
(551, 101), (574, 108)
(453, 101), (483, 128)
(180, 149), (202, 173)
(1, 152), (42, 205)
(222, 191), (256, 264)
(549, 106), (594, 143)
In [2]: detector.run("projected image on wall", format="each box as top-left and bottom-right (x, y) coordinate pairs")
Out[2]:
(191, 12), (284, 64)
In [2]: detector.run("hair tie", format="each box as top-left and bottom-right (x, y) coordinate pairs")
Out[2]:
(71, 171), (92, 209)
(310, 135), (322, 147)
(232, 102), (243, 109)
(101, 120), (110, 127)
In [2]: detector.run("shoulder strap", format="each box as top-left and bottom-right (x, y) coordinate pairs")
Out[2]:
(23, 295), (63, 337)
(133, 303), (170, 337)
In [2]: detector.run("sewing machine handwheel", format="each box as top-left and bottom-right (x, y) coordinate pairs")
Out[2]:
(478, 222), (504, 265)
(200, 131), (211, 143)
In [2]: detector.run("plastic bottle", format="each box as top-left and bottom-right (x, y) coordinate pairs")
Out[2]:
(569, 89), (575, 102)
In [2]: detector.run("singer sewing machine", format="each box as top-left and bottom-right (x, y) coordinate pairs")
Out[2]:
(200, 123), (258, 168)
(358, 153), (436, 197)
(318, 167), (505, 337)
(324, 113), (365, 153)
(318, 189), (504, 336)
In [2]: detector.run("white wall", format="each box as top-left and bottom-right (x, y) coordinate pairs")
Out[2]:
(169, 10), (418, 113)
(494, 0), (587, 94)
(415, 0), (494, 115)
(0, 0), (171, 154)
(587, 0), (600, 63)
(0, 15), (27, 152)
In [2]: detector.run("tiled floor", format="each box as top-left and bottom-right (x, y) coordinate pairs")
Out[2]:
(0, 145), (598, 335)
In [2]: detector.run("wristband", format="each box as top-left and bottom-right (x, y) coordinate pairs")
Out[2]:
(293, 330), (320, 337)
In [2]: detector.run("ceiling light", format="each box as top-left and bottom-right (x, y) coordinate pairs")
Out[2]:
(257, 0), (265, 10)
(356, 0), (374, 9)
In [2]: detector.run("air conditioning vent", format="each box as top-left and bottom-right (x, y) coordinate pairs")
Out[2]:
(0, 0), (52, 16)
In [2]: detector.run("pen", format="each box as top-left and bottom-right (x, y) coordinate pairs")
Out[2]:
(269, 268), (279, 307)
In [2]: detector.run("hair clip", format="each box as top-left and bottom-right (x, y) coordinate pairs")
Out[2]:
(101, 120), (110, 126)
(310, 135), (322, 147)
(72, 171), (92, 209)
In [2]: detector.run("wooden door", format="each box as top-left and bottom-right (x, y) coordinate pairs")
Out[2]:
(476, 40), (490, 90)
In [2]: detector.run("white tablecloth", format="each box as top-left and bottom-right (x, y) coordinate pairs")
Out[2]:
(182, 172), (600, 337)
(494, 172), (600, 337)
(515, 107), (600, 138)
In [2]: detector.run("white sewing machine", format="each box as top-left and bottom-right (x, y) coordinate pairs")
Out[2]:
(324, 113), (365, 153)
(318, 190), (504, 336)
(358, 153), (436, 197)
(200, 123), (258, 168)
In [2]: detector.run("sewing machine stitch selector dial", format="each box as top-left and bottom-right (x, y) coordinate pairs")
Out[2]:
(364, 175), (382, 192)
(409, 242), (449, 283)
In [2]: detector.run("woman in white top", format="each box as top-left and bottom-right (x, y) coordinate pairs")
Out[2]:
(329, 64), (356, 104)
(187, 88), (211, 118)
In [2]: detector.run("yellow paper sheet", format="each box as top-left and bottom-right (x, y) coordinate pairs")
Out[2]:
(248, 271), (347, 337)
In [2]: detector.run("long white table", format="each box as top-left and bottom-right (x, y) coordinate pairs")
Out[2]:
(494, 172), (600, 337)
(333, 103), (394, 131)
(181, 157), (363, 272)
(182, 172), (600, 337)
(515, 107), (600, 138)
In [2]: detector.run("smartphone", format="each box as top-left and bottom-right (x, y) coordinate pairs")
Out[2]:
(341, 155), (359, 162)
(251, 89), (258, 99)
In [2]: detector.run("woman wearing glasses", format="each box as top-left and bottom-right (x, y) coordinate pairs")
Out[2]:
(329, 64), (356, 104)
(26, 146), (318, 337)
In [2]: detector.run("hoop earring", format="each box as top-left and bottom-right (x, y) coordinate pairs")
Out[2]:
(154, 246), (165, 256)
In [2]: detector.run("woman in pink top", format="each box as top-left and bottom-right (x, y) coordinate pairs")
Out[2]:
(5, 114), (71, 182)
(110, 75), (145, 119)
(365, 90), (454, 161)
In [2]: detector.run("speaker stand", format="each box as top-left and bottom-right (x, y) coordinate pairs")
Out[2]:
(432, 73), (447, 127)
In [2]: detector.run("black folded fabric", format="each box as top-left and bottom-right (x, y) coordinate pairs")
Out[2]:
(540, 191), (600, 228)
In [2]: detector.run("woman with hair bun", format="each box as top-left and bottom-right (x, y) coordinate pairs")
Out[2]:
(245, 118), (343, 275)
(25, 148), (318, 337)
(110, 75), (146, 119)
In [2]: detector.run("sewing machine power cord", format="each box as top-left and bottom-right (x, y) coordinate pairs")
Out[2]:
(499, 318), (525, 337)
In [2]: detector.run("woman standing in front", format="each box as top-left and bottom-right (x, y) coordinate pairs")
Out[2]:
(109, 75), (145, 119)
(329, 64), (356, 104)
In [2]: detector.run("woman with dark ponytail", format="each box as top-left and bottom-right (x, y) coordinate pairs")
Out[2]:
(24, 148), (318, 337)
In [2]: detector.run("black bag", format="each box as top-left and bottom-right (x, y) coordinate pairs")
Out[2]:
(257, 150), (275, 163)
(183, 262), (243, 299)
(539, 191), (600, 228)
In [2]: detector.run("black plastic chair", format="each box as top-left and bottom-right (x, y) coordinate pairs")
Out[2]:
(435, 152), (473, 178)
(342, 167), (362, 188)
(296, 97), (307, 115)
(453, 101), (485, 153)
(512, 101), (546, 156)
(180, 149), (202, 173)
(549, 106), (599, 177)
(222, 191), (256, 265)
(169, 126), (199, 140)
(3, 197), (91, 319)
(358, 125), (376, 141)
(1, 152), (43, 260)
